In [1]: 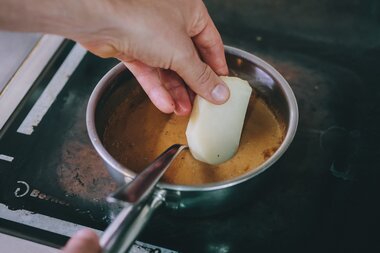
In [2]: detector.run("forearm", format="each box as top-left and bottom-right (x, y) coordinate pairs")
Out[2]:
(0, 0), (98, 38)
(0, 0), (229, 115)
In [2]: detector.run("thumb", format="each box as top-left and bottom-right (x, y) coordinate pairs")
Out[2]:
(172, 42), (230, 104)
(62, 229), (101, 253)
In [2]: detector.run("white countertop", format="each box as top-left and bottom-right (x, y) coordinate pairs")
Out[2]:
(0, 232), (60, 253)
(0, 31), (42, 93)
(0, 33), (64, 131)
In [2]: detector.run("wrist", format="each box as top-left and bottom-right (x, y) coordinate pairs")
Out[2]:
(41, 0), (103, 39)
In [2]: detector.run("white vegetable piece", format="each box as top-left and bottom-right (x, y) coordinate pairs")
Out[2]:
(186, 76), (252, 165)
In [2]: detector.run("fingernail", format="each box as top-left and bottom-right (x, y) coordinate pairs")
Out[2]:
(211, 83), (229, 103)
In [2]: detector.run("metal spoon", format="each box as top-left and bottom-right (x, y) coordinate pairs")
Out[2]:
(100, 144), (188, 253)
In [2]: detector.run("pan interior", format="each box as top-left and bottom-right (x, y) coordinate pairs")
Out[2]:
(101, 75), (286, 186)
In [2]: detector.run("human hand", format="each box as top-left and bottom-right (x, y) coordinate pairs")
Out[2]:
(62, 229), (100, 253)
(69, 0), (229, 115)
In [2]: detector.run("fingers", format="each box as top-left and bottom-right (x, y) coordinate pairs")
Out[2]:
(172, 41), (230, 105)
(186, 86), (196, 104)
(124, 60), (192, 115)
(158, 69), (192, 115)
(192, 15), (228, 76)
(62, 229), (100, 253)
(124, 61), (175, 114)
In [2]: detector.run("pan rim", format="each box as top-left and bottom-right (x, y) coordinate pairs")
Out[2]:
(86, 45), (299, 192)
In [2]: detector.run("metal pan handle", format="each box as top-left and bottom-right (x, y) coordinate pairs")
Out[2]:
(100, 190), (165, 253)
(100, 144), (187, 253)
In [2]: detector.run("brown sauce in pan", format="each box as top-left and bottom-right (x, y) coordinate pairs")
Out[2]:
(103, 92), (285, 185)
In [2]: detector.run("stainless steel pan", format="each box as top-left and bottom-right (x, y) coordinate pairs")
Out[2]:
(86, 46), (298, 252)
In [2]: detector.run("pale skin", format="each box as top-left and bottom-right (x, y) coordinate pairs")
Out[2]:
(1, 0), (229, 252)
(0, 0), (229, 116)
(62, 229), (100, 253)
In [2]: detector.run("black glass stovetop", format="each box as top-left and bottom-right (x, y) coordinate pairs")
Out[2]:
(1, 3), (380, 252)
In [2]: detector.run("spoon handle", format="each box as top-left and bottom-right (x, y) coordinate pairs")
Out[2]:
(100, 144), (187, 253)
(109, 144), (187, 203)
